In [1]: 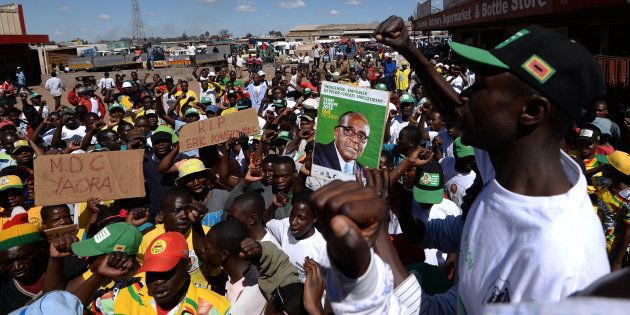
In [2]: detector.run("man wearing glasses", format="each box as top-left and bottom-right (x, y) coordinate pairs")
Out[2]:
(314, 111), (370, 176)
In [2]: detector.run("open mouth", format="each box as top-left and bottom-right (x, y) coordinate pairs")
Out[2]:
(152, 288), (169, 299)
(190, 185), (204, 193)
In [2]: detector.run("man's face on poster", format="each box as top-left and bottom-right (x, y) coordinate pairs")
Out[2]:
(334, 114), (370, 162)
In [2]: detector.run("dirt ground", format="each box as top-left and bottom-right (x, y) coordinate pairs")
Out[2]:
(27, 64), (278, 112)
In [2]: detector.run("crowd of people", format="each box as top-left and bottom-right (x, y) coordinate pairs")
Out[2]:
(1, 15), (630, 315)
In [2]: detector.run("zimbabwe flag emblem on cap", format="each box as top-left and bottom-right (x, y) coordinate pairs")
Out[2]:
(522, 55), (556, 84)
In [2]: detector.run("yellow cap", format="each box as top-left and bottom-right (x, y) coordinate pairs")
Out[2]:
(11, 140), (32, 154)
(175, 159), (214, 186)
(0, 175), (23, 192)
(598, 151), (630, 176)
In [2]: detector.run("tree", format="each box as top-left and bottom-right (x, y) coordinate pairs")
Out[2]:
(218, 29), (231, 40)
(204, 31), (210, 37)
(268, 30), (283, 37)
(244, 33), (253, 38)
(181, 31), (188, 41)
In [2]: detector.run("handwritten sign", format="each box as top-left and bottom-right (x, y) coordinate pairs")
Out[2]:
(34, 150), (145, 206)
(178, 108), (260, 152)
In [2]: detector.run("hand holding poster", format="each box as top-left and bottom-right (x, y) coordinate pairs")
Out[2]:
(312, 81), (389, 181)
(178, 108), (260, 151)
(34, 150), (145, 206)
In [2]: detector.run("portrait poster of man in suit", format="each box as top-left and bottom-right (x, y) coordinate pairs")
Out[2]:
(311, 81), (388, 181)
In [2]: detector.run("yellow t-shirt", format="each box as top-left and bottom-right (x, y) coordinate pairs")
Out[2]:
(396, 69), (411, 90)
(597, 189), (630, 252)
(114, 275), (230, 315)
(174, 90), (199, 116)
(220, 107), (237, 116)
(0, 206), (42, 230)
(138, 225), (213, 289)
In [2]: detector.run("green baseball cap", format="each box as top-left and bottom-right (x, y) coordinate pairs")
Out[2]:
(413, 161), (444, 204)
(236, 98), (252, 109)
(28, 92), (41, 99)
(454, 137), (474, 159)
(60, 107), (75, 115)
(273, 99), (287, 108)
(71, 222), (142, 257)
(184, 107), (200, 117)
(449, 25), (606, 119)
(375, 83), (388, 91)
(399, 94), (414, 104)
(200, 96), (214, 105)
(151, 125), (179, 144)
(303, 88), (313, 95)
(108, 103), (126, 113)
(278, 130), (291, 142)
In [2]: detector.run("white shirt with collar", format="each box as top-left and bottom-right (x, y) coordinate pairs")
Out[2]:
(45, 77), (65, 96)
(334, 142), (356, 175)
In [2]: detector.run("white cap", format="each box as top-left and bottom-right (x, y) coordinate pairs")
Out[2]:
(122, 81), (133, 88)
(434, 54), (440, 59)
(302, 98), (319, 110)
(208, 72), (216, 77)
(199, 76), (208, 81)
(257, 70), (266, 76)
(165, 75), (173, 80)
(384, 52), (390, 57)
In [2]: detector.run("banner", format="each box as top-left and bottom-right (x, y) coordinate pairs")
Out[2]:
(34, 150), (145, 206)
(312, 81), (388, 181)
(415, 0), (553, 30)
(178, 108), (260, 152)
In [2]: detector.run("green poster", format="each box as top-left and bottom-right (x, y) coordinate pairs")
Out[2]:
(312, 81), (389, 181)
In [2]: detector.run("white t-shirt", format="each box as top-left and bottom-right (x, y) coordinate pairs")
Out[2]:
(448, 75), (464, 94)
(457, 149), (610, 314)
(89, 97), (100, 116)
(42, 125), (87, 146)
(45, 77), (65, 96)
(387, 115), (410, 145)
(199, 86), (217, 105)
(358, 78), (371, 88)
(440, 156), (477, 207)
(236, 56), (245, 67)
(425, 128), (454, 157)
(266, 217), (330, 282)
(187, 45), (196, 56)
(412, 199), (461, 266)
(98, 77), (115, 90)
(327, 250), (406, 314)
(20, 105), (49, 121)
(225, 266), (266, 315)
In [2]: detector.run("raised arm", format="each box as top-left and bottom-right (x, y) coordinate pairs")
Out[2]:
(374, 16), (462, 122)
(157, 143), (180, 174)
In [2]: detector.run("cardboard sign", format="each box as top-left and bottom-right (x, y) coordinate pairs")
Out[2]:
(178, 108), (260, 152)
(34, 150), (145, 206)
(312, 81), (388, 182)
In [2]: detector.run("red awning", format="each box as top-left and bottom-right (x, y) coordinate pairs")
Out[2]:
(0, 34), (49, 44)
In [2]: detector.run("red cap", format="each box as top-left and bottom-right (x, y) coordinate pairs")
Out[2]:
(137, 232), (189, 274)
(0, 121), (16, 130)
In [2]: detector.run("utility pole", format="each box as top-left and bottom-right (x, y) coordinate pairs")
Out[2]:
(131, 0), (146, 45)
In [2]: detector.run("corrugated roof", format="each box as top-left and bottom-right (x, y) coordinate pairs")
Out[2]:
(290, 25), (322, 31)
